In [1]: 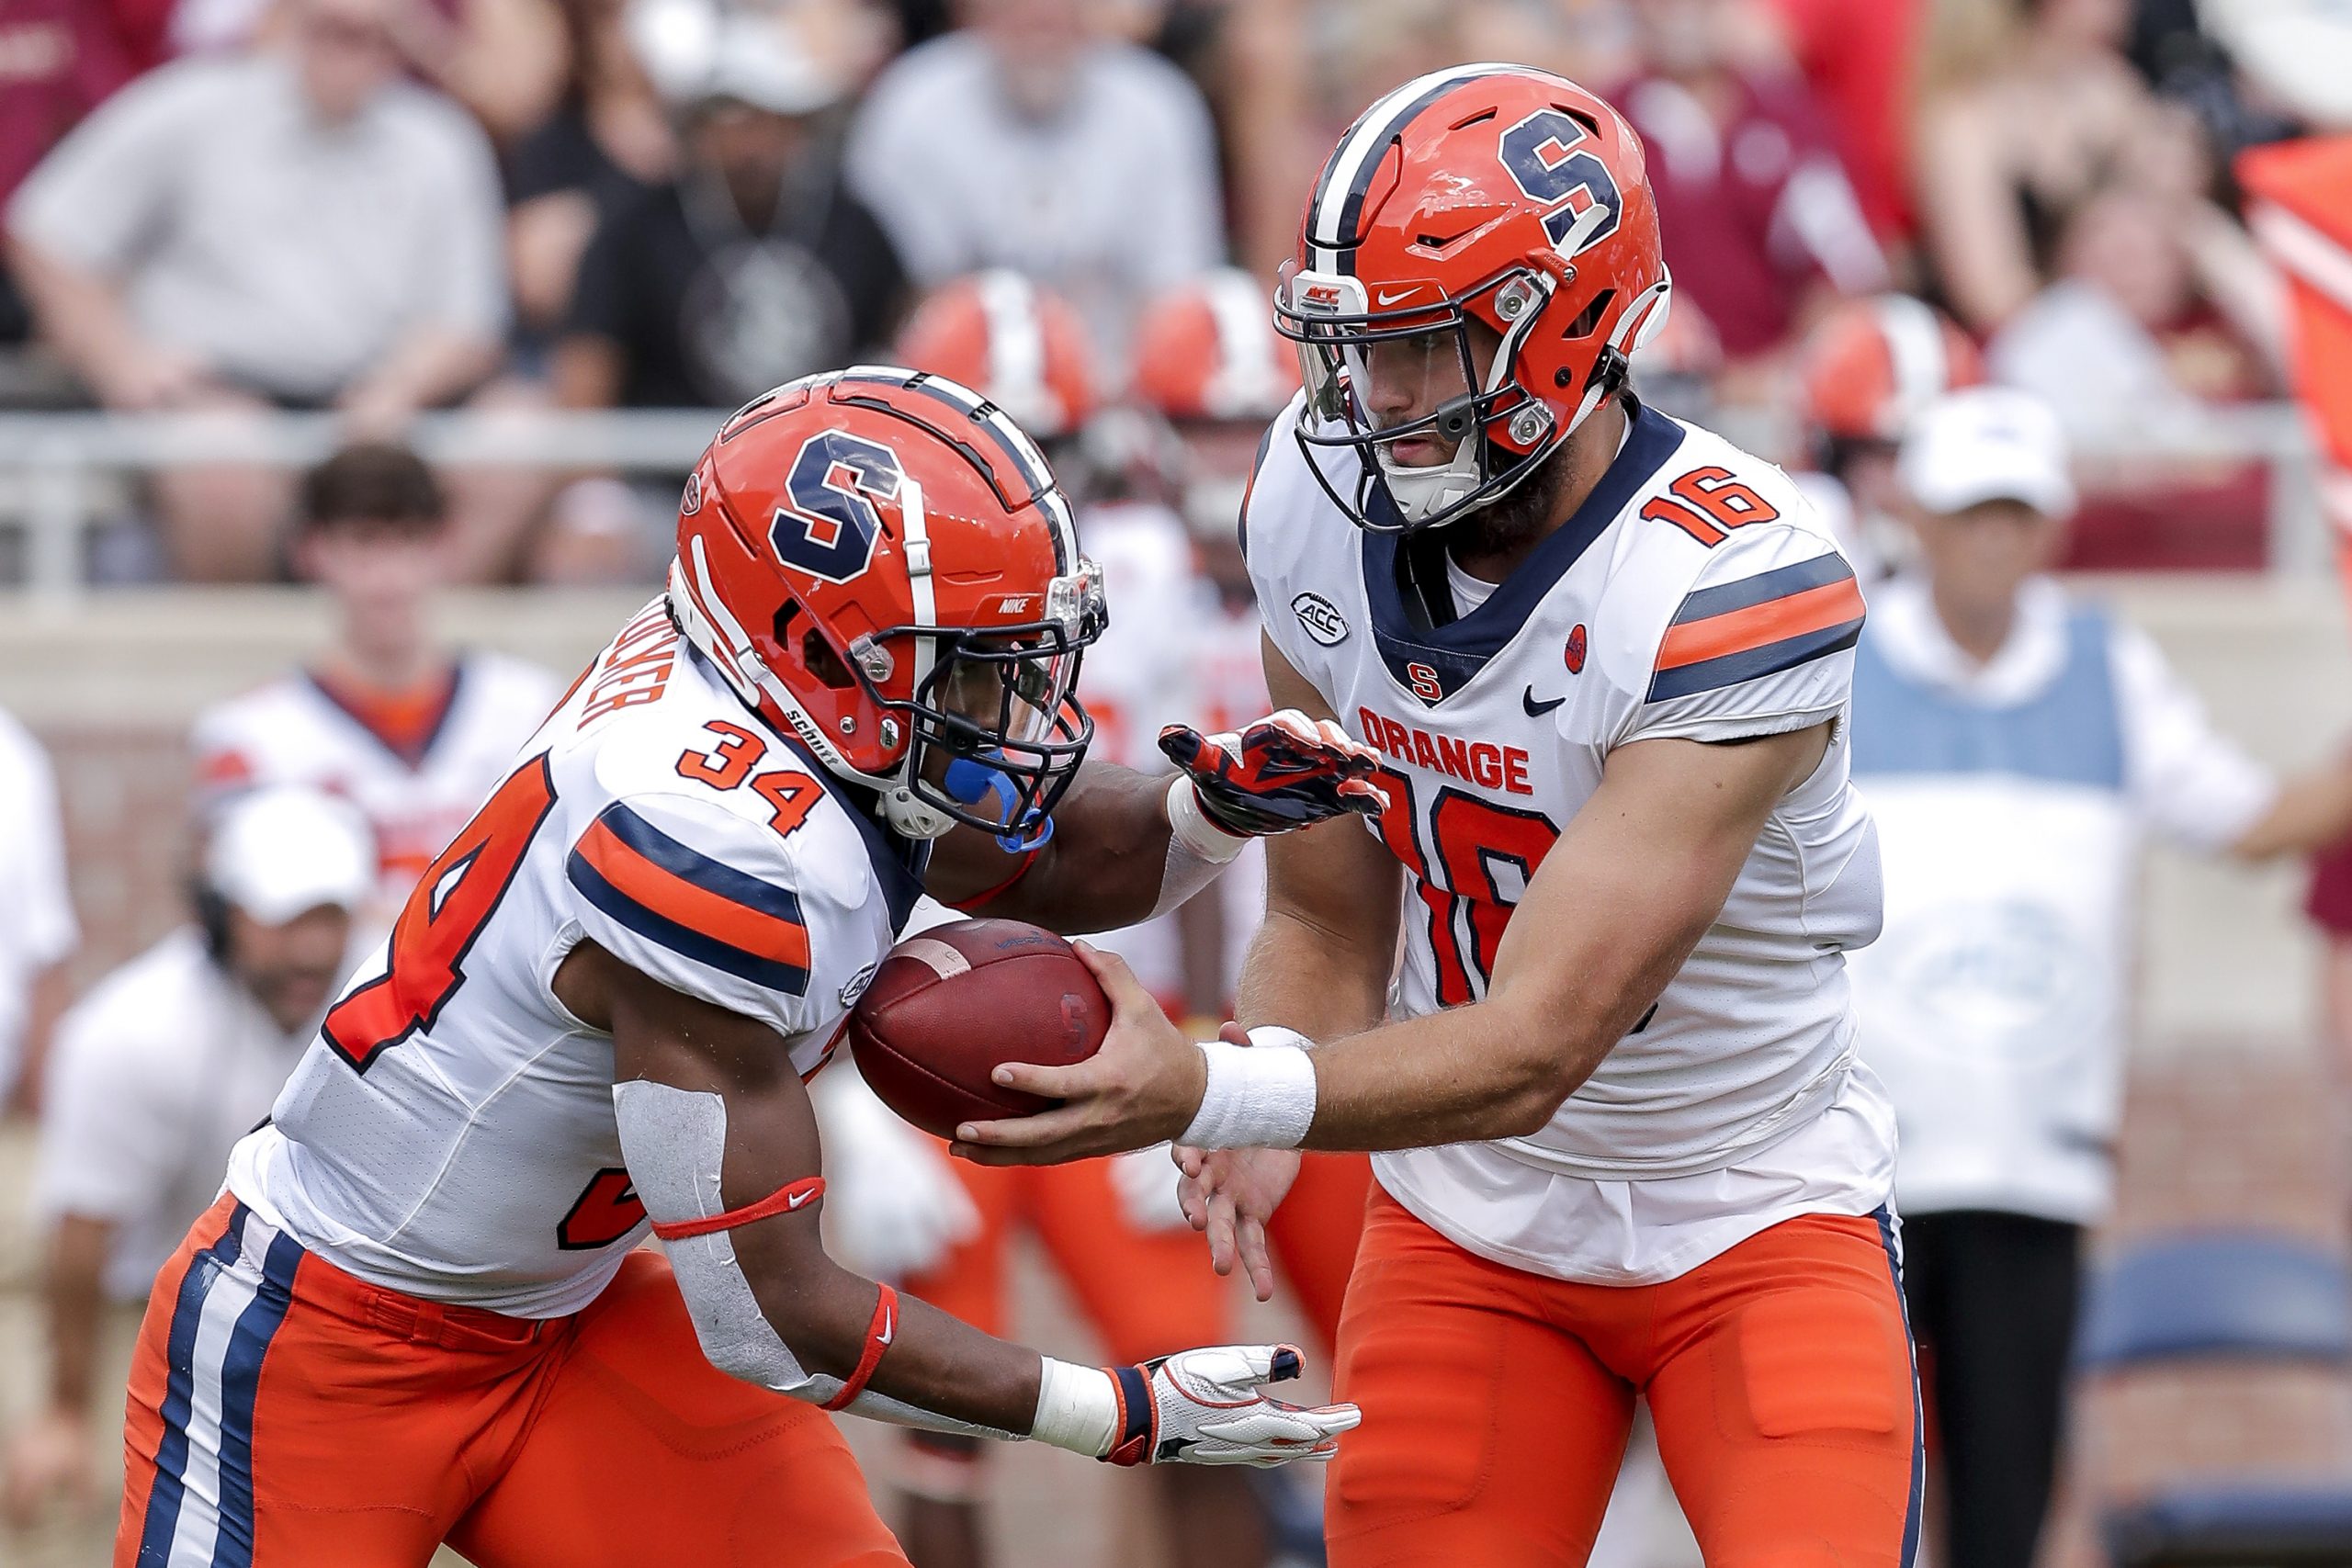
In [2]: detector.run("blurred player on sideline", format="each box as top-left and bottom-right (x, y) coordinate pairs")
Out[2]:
(880, 275), (1277, 1568)
(1792, 295), (1983, 581)
(1845, 388), (2352, 1568)
(1129, 268), (1372, 1357)
(959, 64), (1922, 1565)
(0, 704), (77, 1114)
(191, 442), (558, 919)
(5, 787), (372, 1526)
(117, 369), (1363, 1568)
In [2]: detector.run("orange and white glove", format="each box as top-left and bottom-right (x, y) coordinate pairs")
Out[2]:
(1033, 1345), (1360, 1467)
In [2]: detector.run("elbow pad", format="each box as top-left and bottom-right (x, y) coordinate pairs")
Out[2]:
(608, 1080), (1021, 1444)
(610, 1079), (837, 1403)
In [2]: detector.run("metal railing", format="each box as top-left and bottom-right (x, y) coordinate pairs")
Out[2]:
(0, 401), (2330, 596)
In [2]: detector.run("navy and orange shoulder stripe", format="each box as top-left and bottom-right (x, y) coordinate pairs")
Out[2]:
(1648, 554), (1866, 702)
(567, 803), (811, 996)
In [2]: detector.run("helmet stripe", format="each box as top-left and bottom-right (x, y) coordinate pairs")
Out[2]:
(1873, 294), (1949, 416)
(1309, 62), (1519, 273)
(895, 372), (1073, 575)
(976, 272), (1051, 422)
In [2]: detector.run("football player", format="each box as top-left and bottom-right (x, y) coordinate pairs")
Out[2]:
(191, 441), (560, 923)
(116, 369), (1364, 1568)
(956, 65), (1920, 1565)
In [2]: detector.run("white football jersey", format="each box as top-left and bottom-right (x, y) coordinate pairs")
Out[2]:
(226, 601), (929, 1317)
(1247, 395), (1894, 1281)
(192, 652), (560, 918)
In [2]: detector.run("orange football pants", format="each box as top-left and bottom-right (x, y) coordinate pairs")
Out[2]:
(1327, 1188), (1922, 1568)
(119, 1193), (906, 1568)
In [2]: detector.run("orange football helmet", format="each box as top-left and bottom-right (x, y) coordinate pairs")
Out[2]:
(1132, 268), (1302, 426)
(893, 271), (1098, 442)
(1800, 295), (1984, 446)
(668, 367), (1105, 843)
(1274, 64), (1672, 533)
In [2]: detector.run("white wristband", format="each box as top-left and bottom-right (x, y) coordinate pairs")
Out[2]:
(1178, 1031), (1318, 1150)
(1031, 1356), (1119, 1457)
(1164, 775), (1250, 865)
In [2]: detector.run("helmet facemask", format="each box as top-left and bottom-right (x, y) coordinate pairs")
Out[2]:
(1279, 265), (1568, 535)
(853, 559), (1106, 846)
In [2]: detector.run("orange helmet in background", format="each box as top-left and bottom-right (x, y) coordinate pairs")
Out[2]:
(1800, 295), (1984, 446)
(1274, 64), (1672, 532)
(669, 367), (1104, 843)
(1132, 268), (1302, 425)
(893, 271), (1099, 442)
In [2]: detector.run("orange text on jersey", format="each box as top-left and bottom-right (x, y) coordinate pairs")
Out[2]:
(581, 604), (682, 723)
(1358, 707), (1533, 796)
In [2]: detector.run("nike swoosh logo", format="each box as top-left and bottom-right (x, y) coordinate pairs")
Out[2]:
(786, 1188), (816, 1210)
(1521, 687), (1566, 717)
(876, 1309), (894, 1347)
(1375, 287), (1418, 306)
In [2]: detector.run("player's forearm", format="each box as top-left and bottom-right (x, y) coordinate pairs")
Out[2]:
(1234, 905), (1391, 1045)
(732, 1228), (1043, 1436)
(936, 761), (1182, 931)
(1282, 993), (1605, 1149)
(42, 1216), (109, 1414)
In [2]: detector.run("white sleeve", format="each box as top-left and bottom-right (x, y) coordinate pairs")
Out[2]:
(564, 790), (826, 1040)
(6, 63), (204, 271)
(0, 722), (77, 969)
(33, 1003), (179, 1225)
(1136, 62), (1225, 287)
(410, 101), (511, 342)
(1620, 528), (1867, 747)
(2110, 622), (2278, 852)
(842, 62), (967, 285)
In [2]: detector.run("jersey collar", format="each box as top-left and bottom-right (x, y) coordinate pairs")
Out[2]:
(684, 646), (931, 928)
(1361, 399), (1686, 705)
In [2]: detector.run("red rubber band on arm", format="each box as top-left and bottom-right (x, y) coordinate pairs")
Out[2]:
(648, 1177), (825, 1240)
(820, 1283), (899, 1411)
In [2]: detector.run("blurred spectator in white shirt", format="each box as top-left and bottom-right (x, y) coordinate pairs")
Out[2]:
(1847, 387), (2352, 1568)
(4, 0), (508, 580)
(0, 706), (76, 1117)
(845, 0), (1223, 371)
(1988, 186), (2283, 442)
(1, 786), (372, 1527)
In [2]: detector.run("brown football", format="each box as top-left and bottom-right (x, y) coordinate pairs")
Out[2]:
(847, 919), (1111, 1139)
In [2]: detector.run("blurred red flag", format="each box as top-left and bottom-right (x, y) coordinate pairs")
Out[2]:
(2240, 135), (2352, 601)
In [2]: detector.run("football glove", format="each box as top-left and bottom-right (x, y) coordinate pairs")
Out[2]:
(1159, 709), (1387, 837)
(1106, 1344), (1360, 1467)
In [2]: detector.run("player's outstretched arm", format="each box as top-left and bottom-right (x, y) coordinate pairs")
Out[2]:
(559, 940), (1358, 1467)
(957, 722), (1832, 1162)
(922, 697), (1386, 934)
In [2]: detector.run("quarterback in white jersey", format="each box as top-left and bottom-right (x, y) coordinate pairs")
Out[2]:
(958, 66), (1920, 1567)
(117, 371), (1368, 1568)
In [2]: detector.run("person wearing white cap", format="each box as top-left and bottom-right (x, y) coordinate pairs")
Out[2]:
(2, 785), (374, 1528)
(1845, 385), (2352, 1568)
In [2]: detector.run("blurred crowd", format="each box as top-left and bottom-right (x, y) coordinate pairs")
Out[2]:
(7, 1), (2352, 1565)
(3, 0), (2345, 582)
